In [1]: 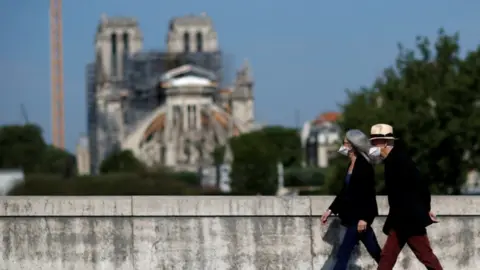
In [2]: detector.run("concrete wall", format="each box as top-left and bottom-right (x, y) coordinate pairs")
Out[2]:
(0, 196), (478, 270)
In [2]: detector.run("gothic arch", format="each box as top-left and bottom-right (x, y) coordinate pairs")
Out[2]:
(142, 113), (166, 142)
(122, 32), (129, 52)
(183, 32), (190, 52)
(111, 33), (118, 76)
(196, 31), (203, 52)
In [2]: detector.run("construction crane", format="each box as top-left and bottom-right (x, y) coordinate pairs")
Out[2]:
(49, 0), (65, 148)
(20, 104), (29, 124)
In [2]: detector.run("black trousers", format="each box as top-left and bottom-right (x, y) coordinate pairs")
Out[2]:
(333, 225), (381, 270)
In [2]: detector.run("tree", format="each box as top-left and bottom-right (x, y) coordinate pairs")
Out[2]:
(100, 150), (145, 174)
(39, 145), (76, 176)
(0, 124), (77, 176)
(8, 172), (203, 196)
(284, 167), (326, 187)
(230, 131), (277, 195)
(0, 124), (47, 172)
(261, 126), (303, 167)
(334, 29), (480, 194)
(229, 126), (302, 195)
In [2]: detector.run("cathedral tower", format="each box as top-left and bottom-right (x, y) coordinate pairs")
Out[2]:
(89, 14), (143, 173)
(231, 60), (255, 127)
(95, 14), (143, 81)
(167, 13), (218, 53)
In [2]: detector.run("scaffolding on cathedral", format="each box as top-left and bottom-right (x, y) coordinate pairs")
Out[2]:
(86, 13), (255, 175)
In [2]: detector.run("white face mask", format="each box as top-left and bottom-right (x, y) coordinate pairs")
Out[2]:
(367, 147), (382, 164)
(338, 145), (350, 156)
(368, 147), (381, 157)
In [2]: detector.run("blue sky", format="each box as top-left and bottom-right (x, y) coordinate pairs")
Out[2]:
(1, 0), (480, 152)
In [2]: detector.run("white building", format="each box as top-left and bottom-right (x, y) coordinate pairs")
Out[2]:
(76, 136), (90, 175)
(87, 14), (256, 173)
(0, 169), (24, 195)
(463, 170), (480, 194)
(301, 112), (341, 168)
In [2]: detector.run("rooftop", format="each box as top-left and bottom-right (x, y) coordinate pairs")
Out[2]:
(96, 14), (139, 34)
(312, 112), (341, 125)
(169, 13), (213, 29)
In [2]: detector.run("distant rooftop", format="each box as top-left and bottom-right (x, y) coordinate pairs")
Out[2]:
(96, 13), (138, 33)
(312, 112), (341, 125)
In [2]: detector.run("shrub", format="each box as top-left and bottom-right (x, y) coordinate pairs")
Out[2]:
(284, 167), (326, 187)
(8, 171), (203, 196)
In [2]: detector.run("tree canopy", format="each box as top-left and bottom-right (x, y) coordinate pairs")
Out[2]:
(99, 149), (145, 174)
(0, 124), (73, 175)
(332, 29), (480, 194)
(229, 126), (302, 195)
(0, 124), (46, 172)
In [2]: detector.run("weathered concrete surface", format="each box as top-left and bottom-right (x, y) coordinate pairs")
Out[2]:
(0, 196), (478, 269)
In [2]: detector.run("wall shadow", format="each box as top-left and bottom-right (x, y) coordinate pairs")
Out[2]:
(320, 218), (362, 270)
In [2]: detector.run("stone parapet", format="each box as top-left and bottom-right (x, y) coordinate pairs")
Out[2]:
(0, 196), (478, 269)
(1, 196), (478, 216)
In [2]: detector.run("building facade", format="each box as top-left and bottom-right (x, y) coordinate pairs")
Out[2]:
(300, 112), (341, 168)
(463, 170), (480, 194)
(86, 13), (256, 173)
(76, 135), (90, 175)
(0, 169), (24, 195)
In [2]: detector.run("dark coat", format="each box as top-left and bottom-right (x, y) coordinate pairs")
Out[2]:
(382, 145), (433, 235)
(328, 154), (379, 226)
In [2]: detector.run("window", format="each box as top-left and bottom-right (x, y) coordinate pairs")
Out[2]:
(196, 32), (203, 52)
(122, 33), (129, 77)
(160, 146), (166, 165)
(111, 33), (117, 76)
(187, 105), (197, 129)
(192, 105), (197, 129)
(173, 105), (181, 126)
(183, 32), (190, 53)
(123, 32), (129, 53)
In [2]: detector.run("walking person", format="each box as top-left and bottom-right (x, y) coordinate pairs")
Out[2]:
(321, 129), (381, 270)
(368, 123), (443, 270)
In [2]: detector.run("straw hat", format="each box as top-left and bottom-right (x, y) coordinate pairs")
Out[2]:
(369, 123), (397, 140)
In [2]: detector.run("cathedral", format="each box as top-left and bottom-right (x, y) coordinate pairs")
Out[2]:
(85, 13), (258, 174)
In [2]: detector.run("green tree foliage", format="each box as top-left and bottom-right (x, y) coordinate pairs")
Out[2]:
(0, 124), (46, 172)
(8, 171), (203, 195)
(229, 126), (302, 195)
(333, 29), (480, 194)
(261, 126), (303, 167)
(100, 149), (145, 174)
(0, 124), (73, 175)
(8, 165), (212, 195)
(39, 145), (76, 175)
(0, 125), (219, 195)
(230, 131), (277, 195)
(284, 167), (326, 187)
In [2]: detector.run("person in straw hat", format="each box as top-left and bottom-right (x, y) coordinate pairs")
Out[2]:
(368, 123), (443, 270)
(320, 129), (381, 269)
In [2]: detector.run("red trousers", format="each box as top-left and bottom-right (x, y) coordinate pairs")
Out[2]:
(377, 230), (443, 270)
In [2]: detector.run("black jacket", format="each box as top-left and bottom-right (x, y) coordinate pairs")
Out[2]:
(329, 154), (379, 226)
(382, 145), (433, 235)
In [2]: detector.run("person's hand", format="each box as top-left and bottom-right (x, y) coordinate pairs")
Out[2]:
(357, 220), (367, 232)
(321, 209), (332, 224)
(429, 211), (439, 223)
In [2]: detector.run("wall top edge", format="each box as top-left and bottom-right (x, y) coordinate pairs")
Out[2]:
(0, 196), (477, 217)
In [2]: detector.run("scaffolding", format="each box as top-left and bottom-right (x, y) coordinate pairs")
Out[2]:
(125, 50), (227, 90)
(85, 63), (97, 173)
(121, 50), (230, 133)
